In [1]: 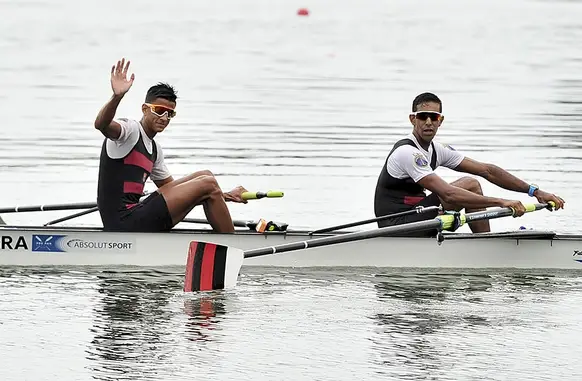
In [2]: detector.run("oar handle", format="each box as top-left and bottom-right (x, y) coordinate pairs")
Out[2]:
(242, 190), (284, 200)
(439, 202), (554, 231)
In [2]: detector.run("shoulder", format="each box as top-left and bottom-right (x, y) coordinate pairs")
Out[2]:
(433, 141), (458, 152)
(152, 139), (167, 163)
(390, 143), (422, 160)
(433, 140), (462, 159)
(105, 118), (140, 158)
(389, 144), (429, 168)
(433, 140), (465, 168)
(153, 138), (163, 149)
(112, 117), (140, 141)
(114, 118), (140, 130)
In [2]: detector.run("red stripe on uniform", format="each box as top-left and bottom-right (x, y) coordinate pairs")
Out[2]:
(200, 243), (217, 291)
(404, 196), (424, 206)
(124, 149), (153, 172)
(126, 203), (137, 209)
(184, 242), (197, 292)
(124, 181), (144, 195)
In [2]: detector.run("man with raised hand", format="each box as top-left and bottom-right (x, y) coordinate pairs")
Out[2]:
(94, 58), (248, 233)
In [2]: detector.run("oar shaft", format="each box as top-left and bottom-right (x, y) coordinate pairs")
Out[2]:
(43, 207), (99, 226)
(244, 218), (441, 258)
(0, 202), (97, 214)
(243, 203), (551, 259)
(182, 218), (251, 229)
(309, 206), (441, 234)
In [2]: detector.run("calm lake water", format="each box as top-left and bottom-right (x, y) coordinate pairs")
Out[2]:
(1, 0), (582, 379)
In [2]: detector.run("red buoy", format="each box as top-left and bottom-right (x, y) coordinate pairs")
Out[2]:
(297, 8), (309, 16)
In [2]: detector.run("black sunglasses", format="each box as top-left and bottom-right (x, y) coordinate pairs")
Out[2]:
(411, 111), (443, 121)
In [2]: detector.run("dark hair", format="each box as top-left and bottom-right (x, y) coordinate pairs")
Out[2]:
(145, 82), (178, 103)
(412, 92), (442, 112)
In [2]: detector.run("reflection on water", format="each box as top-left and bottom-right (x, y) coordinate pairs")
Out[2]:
(82, 268), (234, 380)
(182, 295), (227, 343)
(85, 270), (182, 380)
(368, 270), (582, 380)
(1, 267), (582, 380)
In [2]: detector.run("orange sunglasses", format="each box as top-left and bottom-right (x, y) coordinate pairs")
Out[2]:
(145, 103), (177, 119)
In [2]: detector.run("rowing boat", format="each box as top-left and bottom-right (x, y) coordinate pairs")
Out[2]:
(1, 198), (579, 271)
(1, 224), (581, 269)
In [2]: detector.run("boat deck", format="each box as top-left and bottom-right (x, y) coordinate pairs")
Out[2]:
(0, 224), (579, 241)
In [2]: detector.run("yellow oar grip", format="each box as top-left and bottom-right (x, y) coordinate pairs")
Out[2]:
(242, 190), (284, 200)
(524, 204), (536, 213)
(439, 213), (467, 230)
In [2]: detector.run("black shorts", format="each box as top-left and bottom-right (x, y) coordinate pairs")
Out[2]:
(377, 192), (441, 237)
(113, 192), (174, 232)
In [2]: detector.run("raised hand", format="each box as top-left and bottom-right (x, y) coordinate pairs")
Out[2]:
(110, 58), (135, 96)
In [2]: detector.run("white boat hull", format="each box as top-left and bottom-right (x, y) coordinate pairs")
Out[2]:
(1, 226), (582, 269)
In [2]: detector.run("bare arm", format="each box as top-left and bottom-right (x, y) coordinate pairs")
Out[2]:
(94, 94), (124, 139)
(454, 157), (529, 193)
(453, 157), (565, 210)
(418, 173), (508, 209)
(95, 58), (135, 140)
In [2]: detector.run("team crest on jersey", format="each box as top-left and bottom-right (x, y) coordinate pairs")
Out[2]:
(412, 152), (429, 168)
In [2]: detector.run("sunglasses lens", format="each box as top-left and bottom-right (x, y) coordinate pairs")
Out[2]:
(151, 106), (176, 118)
(416, 112), (440, 121)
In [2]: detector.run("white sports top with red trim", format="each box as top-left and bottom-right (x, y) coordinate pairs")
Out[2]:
(107, 118), (171, 182)
(385, 133), (465, 182)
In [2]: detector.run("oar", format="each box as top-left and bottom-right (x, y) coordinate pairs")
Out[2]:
(181, 217), (288, 231)
(184, 202), (554, 292)
(0, 190), (284, 214)
(308, 205), (441, 234)
(44, 207), (100, 226)
(0, 201), (97, 214)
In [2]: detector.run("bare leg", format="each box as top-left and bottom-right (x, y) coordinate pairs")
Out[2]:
(157, 171), (234, 233)
(438, 176), (490, 233)
(158, 170), (214, 191)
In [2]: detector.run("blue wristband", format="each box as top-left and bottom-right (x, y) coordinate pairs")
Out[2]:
(528, 184), (539, 197)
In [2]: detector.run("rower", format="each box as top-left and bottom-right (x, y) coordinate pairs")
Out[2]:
(94, 58), (249, 233)
(373, 92), (565, 237)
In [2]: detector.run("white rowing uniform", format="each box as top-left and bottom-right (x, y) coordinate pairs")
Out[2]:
(106, 118), (171, 182)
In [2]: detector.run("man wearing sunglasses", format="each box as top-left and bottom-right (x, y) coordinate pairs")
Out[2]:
(93, 58), (248, 233)
(374, 92), (565, 236)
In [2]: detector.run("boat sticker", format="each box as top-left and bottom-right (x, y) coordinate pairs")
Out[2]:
(413, 152), (429, 168)
(31, 234), (135, 253)
(573, 250), (582, 263)
(32, 235), (66, 252)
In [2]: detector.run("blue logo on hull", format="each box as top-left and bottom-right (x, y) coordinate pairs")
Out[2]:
(31, 235), (67, 252)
